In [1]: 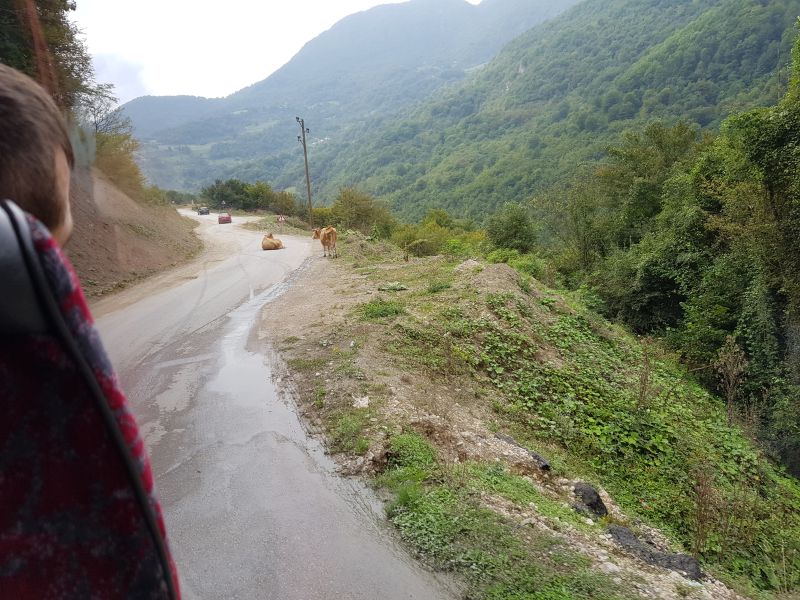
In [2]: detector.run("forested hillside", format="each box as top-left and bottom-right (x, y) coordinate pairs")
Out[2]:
(123, 94), (221, 139)
(307, 0), (799, 219)
(124, 0), (580, 191)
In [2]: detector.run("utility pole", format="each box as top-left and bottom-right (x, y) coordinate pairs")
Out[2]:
(296, 116), (314, 227)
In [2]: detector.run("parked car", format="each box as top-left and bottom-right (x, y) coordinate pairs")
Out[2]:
(197, 206), (209, 215)
(218, 212), (232, 224)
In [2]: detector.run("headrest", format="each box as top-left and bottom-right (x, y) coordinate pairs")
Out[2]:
(0, 200), (48, 334)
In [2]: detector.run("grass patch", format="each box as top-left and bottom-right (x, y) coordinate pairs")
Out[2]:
(313, 386), (327, 409)
(286, 357), (327, 372)
(469, 463), (596, 532)
(387, 322), (467, 374)
(359, 298), (406, 320)
(330, 409), (371, 454)
(426, 280), (452, 294)
(470, 293), (800, 592)
(335, 361), (367, 379)
(378, 433), (635, 600)
(287, 240), (800, 595)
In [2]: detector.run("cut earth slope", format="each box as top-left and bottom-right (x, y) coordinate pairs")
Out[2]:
(66, 168), (200, 298)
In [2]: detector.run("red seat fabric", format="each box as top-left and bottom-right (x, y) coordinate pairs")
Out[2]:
(0, 212), (180, 599)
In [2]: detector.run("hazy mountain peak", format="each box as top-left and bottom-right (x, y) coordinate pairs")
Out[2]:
(126, 0), (582, 188)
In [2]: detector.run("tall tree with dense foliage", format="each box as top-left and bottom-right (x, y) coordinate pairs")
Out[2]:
(486, 202), (536, 253)
(0, 0), (92, 107)
(1, 1), (155, 200)
(538, 24), (800, 474)
(329, 187), (396, 237)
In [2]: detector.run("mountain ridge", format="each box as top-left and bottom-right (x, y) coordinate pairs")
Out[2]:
(309, 0), (798, 220)
(123, 0), (581, 191)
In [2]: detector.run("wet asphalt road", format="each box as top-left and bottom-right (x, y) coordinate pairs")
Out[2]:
(94, 213), (457, 600)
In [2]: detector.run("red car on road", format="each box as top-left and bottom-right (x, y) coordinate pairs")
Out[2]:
(218, 212), (232, 224)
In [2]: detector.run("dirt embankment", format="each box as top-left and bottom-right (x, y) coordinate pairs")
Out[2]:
(65, 168), (201, 298)
(259, 234), (762, 600)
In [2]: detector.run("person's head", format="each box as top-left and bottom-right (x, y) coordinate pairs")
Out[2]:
(0, 64), (74, 245)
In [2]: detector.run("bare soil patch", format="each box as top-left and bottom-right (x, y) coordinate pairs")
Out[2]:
(66, 168), (201, 298)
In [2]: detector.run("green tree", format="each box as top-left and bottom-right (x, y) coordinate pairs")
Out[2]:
(245, 181), (275, 211)
(486, 202), (536, 253)
(0, 0), (93, 108)
(0, 0), (33, 74)
(581, 24), (800, 473)
(422, 208), (453, 229)
(597, 121), (701, 247)
(271, 190), (301, 216)
(201, 179), (249, 210)
(330, 187), (396, 236)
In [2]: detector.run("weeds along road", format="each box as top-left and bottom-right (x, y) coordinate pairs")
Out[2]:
(92, 211), (456, 600)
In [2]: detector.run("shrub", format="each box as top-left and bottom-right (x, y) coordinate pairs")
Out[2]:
(486, 248), (547, 279)
(312, 206), (333, 226)
(330, 187), (397, 235)
(486, 202), (537, 253)
(508, 254), (546, 279)
(391, 224), (419, 248)
(271, 190), (302, 216)
(139, 185), (170, 206)
(286, 216), (309, 229)
(442, 238), (469, 257)
(387, 433), (437, 469)
(426, 281), (452, 294)
(406, 239), (440, 257)
(487, 248), (520, 264)
(95, 132), (145, 197)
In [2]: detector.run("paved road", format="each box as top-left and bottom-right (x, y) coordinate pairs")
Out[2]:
(94, 212), (457, 600)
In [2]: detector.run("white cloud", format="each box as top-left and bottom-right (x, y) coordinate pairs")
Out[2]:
(72, 0), (446, 100)
(91, 54), (148, 103)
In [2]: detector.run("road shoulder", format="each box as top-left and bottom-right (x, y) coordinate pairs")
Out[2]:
(258, 231), (749, 600)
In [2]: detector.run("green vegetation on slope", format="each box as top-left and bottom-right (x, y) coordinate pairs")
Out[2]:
(381, 435), (636, 600)
(287, 5), (800, 486)
(516, 29), (800, 478)
(195, 21), (800, 478)
(311, 0), (799, 220)
(290, 232), (800, 596)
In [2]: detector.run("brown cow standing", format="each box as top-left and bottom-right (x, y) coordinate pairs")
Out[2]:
(312, 226), (338, 258)
(261, 232), (285, 250)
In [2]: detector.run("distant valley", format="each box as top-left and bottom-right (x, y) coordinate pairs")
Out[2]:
(126, 0), (579, 196)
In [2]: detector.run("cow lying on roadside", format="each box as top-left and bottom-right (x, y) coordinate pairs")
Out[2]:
(261, 233), (285, 250)
(312, 226), (337, 258)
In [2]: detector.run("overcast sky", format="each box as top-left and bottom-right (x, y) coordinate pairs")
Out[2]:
(71, 0), (480, 104)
